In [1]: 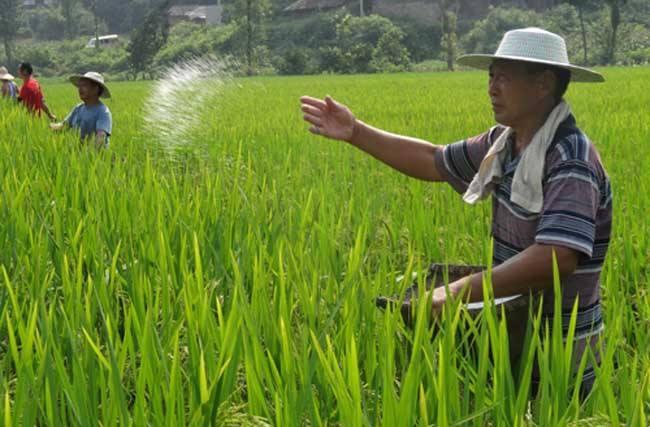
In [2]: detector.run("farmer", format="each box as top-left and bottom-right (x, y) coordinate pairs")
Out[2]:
(0, 66), (18, 99)
(16, 62), (56, 120)
(300, 28), (611, 395)
(50, 72), (112, 148)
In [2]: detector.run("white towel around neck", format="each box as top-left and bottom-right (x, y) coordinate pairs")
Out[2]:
(463, 101), (571, 213)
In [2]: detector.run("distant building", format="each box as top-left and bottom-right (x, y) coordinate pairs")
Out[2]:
(283, 0), (561, 23)
(283, 0), (436, 23)
(23, 0), (57, 7)
(168, 5), (224, 26)
(283, 0), (350, 14)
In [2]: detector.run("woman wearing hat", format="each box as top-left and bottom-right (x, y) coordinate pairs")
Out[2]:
(301, 28), (611, 397)
(0, 66), (18, 99)
(50, 71), (112, 148)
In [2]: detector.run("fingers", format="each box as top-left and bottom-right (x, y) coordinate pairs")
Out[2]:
(300, 96), (327, 110)
(303, 112), (323, 127)
(301, 104), (323, 118)
(325, 95), (339, 112)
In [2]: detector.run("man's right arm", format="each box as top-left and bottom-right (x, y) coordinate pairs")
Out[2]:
(301, 95), (447, 183)
(50, 107), (75, 131)
(348, 119), (445, 182)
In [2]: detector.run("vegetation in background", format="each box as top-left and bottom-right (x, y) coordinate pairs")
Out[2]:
(439, 0), (459, 71)
(225, 0), (272, 76)
(0, 0), (21, 69)
(2, 1), (650, 78)
(126, 0), (172, 80)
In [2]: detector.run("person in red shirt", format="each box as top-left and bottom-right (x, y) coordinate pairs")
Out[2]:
(17, 62), (56, 120)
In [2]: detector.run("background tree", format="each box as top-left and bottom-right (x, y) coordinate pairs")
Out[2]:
(89, 0), (100, 49)
(604, 0), (627, 63)
(439, 0), (459, 71)
(461, 6), (543, 54)
(359, 0), (374, 16)
(126, 0), (172, 79)
(227, 0), (271, 76)
(322, 14), (409, 74)
(0, 0), (20, 69)
(60, 0), (78, 39)
(562, 0), (593, 64)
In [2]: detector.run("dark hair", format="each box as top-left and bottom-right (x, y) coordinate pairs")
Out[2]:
(524, 63), (571, 104)
(19, 62), (33, 75)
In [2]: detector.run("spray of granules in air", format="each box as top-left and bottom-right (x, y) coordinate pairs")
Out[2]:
(144, 56), (234, 153)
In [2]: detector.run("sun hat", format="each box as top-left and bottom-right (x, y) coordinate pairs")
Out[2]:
(0, 66), (15, 81)
(457, 27), (604, 83)
(69, 71), (111, 98)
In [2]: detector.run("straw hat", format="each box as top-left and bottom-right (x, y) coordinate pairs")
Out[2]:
(0, 66), (15, 81)
(69, 71), (111, 98)
(457, 27), (604, 83)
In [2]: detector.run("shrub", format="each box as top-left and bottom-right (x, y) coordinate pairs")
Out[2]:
(462, 6), (542, 54)
(324, 14), (411, 74)
(278, 47), (309, 75)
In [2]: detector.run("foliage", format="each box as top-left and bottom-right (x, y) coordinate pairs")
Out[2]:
(225, 0), (272, 76)
(0, 0), (21, 68)
(391, 17), (441, 63)
(24, 8), (66, 41)
(60, 0), (77, 38)
(0, 67), (648, 425)
(461, 6), (543, 55)
(7, 0), (650, 76)
(126, 0), (172, 78)
(615, 22), (650, 64)
(369, 26), (411, 73)
(603, 0), (628, 64)
(322, 14), (411, 74)
(277, 47), (310, 75)
(155, 22), (239, 68)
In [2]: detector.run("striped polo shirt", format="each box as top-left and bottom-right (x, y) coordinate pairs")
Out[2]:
(434, 114), (612, 386)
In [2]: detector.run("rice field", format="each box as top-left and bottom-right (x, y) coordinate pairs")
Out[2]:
(0, 67), (648, 426)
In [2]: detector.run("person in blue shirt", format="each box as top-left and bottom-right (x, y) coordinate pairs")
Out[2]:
(51, 71), (112, 148)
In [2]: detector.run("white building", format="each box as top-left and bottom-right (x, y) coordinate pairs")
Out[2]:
(23, 0), (57, 8)
(168, 4), (223, 26)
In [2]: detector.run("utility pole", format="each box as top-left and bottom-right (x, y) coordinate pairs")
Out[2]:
(360, 0), (364, 16)
(93, 0), (99, 50)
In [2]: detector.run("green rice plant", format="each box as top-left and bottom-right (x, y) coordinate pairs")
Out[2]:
(0, 67), (648, 425)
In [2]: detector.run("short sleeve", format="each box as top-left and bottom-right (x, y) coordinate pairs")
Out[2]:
(63, 105), (78, 125)
(96, 108), (112, 135)
(434, 126), (504, 194)
(535, 159), (600, 257)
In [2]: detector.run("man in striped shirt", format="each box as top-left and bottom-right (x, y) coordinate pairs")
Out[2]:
(300, 28), (611, 395)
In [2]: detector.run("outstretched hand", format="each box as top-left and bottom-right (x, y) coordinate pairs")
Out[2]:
(300, 95), (357, 142)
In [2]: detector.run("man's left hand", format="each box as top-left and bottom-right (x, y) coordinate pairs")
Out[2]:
(430, 286), (448, 316)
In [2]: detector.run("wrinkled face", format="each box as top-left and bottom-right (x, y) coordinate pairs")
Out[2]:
(488, 60), (549, 127)
(77, 78), (101, 102)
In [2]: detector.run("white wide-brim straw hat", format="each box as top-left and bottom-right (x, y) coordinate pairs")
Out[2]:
(69, 71), (111, 98)
(0, 66), (14, 81)
(457, 27), (604, 83)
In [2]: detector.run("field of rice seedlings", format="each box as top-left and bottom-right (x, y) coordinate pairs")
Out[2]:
(0, 67), (648, 426)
